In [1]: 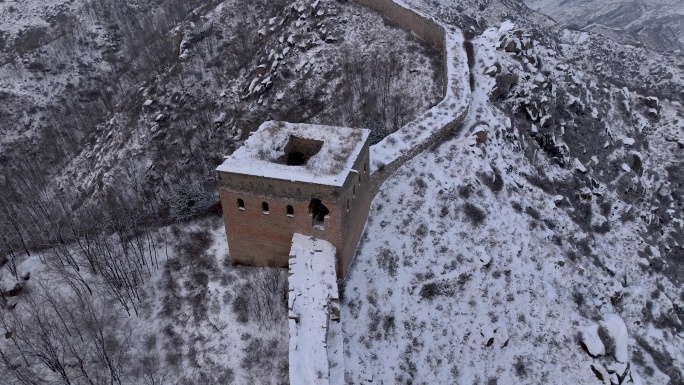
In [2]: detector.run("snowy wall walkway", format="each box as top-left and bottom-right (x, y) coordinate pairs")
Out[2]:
(354, 0), (472, 197)
(288, 234), (343, 385)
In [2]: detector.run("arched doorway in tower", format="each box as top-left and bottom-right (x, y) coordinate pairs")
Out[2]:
(308, 198), (329, 229)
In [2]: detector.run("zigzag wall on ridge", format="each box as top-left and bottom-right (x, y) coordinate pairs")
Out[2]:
(356, 0), (471, 197)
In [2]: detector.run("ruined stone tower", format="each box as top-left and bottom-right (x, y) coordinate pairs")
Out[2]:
(216, 121), (371, 278)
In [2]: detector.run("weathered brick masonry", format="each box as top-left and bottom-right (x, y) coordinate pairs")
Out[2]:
(217, 126), (371, 278)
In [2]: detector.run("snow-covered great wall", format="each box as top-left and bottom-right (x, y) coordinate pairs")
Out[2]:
(356, 0), (471, 196)
(285, 0), (470, 382)
(287, 235), (343, 385)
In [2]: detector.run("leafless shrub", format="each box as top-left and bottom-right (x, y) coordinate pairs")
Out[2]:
(368, 308), (383, 340)
(420, 282), (440, 299)
(160, 269), (181, 318)
(165, 350), (182, 368)
(377, 248), (399, 277)
(241, 337), (287, 383)
(635, 335), (684, 383)
(462, 202), (487, 226)
(478, 166), (504, 193)
(593, 221), (611, 234)
(457, 272), (473, 287)
(415, 222), (428, 237)
(419, 281), (454, 299)
(413, 176), (428, 194)
(511, 201), (523, 212)
(232, 294), (250, 324)
(383, 314), (396, 338)
(458, 184), (473, 199)
(169, 184), (214, 222)
(376, 161), (386, 172)
(525, 206), (541, 220)
(0, 280), (144, 384)
(513, 356), (529, 378)
(181, 228), (214, 255)
(652, 312), (684, 334)
(346, 297), (362, 319)
(232, 268), (287, 327)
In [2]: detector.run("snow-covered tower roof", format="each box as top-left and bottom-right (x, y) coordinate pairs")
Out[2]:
(216, 121), (370, 186)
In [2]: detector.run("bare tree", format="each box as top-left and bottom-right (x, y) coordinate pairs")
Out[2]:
(0, 280), (135, 385)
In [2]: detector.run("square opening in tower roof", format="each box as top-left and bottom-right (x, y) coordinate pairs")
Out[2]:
(279, 135), (324, 166)
(216, 121), (370, 186)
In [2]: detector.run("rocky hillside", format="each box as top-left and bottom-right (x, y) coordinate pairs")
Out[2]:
(522, 0), (684, 53)
(0, 1), (443, 384)
(0, 0), (442, 245)
(342, 1), (684, 384)
(1, 0), (684, 384)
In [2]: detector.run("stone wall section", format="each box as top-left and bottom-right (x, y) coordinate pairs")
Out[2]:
(287, 234), (341, 385)
(338, 139), (372, 276)
(355, 0), (471, 198)
(369, 112), (468, 197)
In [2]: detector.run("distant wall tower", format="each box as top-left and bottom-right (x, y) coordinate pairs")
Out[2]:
(216, 121), (371, 278)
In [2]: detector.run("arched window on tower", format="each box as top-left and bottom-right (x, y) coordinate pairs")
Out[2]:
(262, 202), (269, 214)
(237, 199), (245, 210)
(287, 205), (294, 216)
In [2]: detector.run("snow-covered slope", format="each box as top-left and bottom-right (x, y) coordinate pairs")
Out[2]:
(344, 10), (684, 384)
(2, 0), (684, 384)
(0, 0), (444, 251)
(0, 217), (290, 385)
(522, 0), (684, 52)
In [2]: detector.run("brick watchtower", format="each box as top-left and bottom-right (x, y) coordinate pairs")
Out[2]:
(216, 121), (371, 278)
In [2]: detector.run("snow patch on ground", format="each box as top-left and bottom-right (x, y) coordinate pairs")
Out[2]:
(580, 324), (605, 357)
